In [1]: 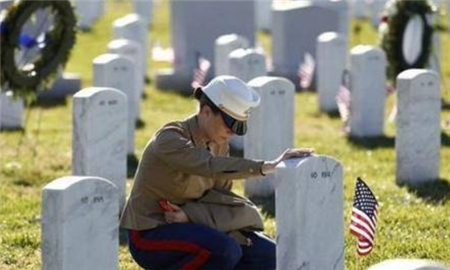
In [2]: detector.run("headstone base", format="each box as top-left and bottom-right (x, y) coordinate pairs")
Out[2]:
(155, 69), (195, 94)
(39, 73), (81, 99)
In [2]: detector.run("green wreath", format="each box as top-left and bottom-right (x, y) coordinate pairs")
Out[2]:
(379, 0), (435, 80)
(0, 0), (77, 100)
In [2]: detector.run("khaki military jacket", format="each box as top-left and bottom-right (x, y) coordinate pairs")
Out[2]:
(120, 115), (265, 244)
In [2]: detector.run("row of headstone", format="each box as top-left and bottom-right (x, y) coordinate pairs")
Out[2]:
(113, 13), (149, 86)
(271, 1), (341, 88)
(349, 45), (386, 137)
(72, 87), (128, 211)
(93, 54), (137, 156)
(317, 32), (347, 112)
(244, 77), (295, 198)
(214, 34), (267, 151)
(155, 0), (255, 93)
(153, 0), (351, 92)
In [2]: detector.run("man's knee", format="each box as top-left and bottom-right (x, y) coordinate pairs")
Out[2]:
(210, 235), (242, 269)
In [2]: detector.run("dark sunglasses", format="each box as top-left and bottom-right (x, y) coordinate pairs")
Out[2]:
(219, 110), (247, 136)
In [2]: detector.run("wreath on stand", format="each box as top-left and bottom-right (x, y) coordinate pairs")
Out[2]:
(0, 0), (77, 101)
(379, 0), (436, 81)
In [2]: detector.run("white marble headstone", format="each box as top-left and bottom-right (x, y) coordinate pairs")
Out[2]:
(297, 0), (350, 39)
(93, 54), (137, 155)
(244, 77), (295, 198)
(42, 176), (119, 270)
(275, 155), (344, 270)
(367, 259), (449, 270)
(72, 87), (127, 210)
(396, 69), (441, 185)
(75, 0), (102, 30)
(0, 92), (24, 130)
(349, 45), (386, 137)
(228, 49), (267, 151)
(113, 14), (148, 83)
(155, 0), (255, 92)
(349, 0), (370, 19)
(215, 34), (249, 76)
(317, 32), (347, 112)
(255, 0), (272, 31)
(108, 38), (145, 101)
(271, 1), (339, 86)
(132, 0), (153, 27)
(229, 48), (267, 83)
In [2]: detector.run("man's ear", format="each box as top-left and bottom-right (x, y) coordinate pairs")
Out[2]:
(200, 105), (211, 117)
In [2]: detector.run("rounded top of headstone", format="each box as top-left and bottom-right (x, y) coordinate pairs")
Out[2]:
(248, 76), (294, 91)
(215, 34), (249, 48)
(229, 48), (264, 59)
(272, 0), (311, 11)
(93, 53), (121, 64)
(397, 69), (438, 81)
(108, 39), (136, 49)
(276, 155), (342, 170)
(93, 53), (134, 69)
(351, 45), (386, 61)
(113, 13), (142, 27)
(351, 45), (375, 55)
(318, 32), (342, 42)
(74, 87), (127, 100)
(43, 176), (117, 191)
(216, 34), (238, 44)
(366, 259), (449, 270)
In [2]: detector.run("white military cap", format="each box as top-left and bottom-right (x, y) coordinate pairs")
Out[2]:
(201, 76), (261, 135)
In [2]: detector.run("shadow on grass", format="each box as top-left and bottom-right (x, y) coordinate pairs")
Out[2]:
(0, 127), (24, 132)
(127, 154), (139, 178)
(442, 98), (450, 111)
(249, 194), (275, 218)
(404, 179), (450, 204)
(347, 135), (395, 149)
(30, 97), (68, 108)
(310, 110), (340, 119)
(324, 110), (341, 119)
(136, 119), (146, 129)
(442, 132), (450, 147)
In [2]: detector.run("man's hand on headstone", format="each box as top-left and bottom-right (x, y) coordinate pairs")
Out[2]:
(261, 148), (315, 175)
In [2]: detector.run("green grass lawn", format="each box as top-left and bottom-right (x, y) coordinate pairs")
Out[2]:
(1, 1), (450, 269)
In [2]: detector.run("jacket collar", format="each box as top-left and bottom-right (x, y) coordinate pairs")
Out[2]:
(185, 115), (209, 148)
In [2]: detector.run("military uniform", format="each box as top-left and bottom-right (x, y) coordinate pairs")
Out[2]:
(121, 115), (266, 240)
(123, 75), (276, 270)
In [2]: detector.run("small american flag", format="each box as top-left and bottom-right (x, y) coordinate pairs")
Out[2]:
(386, 84), (397, 123)
(350, 177), (379, 256)
(336, 84), (351, 123)
(386, 84), (396, 95)
(298, 53), (315, 89)
(191, 54), (211, 88)
(336, 70), (351, 131)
